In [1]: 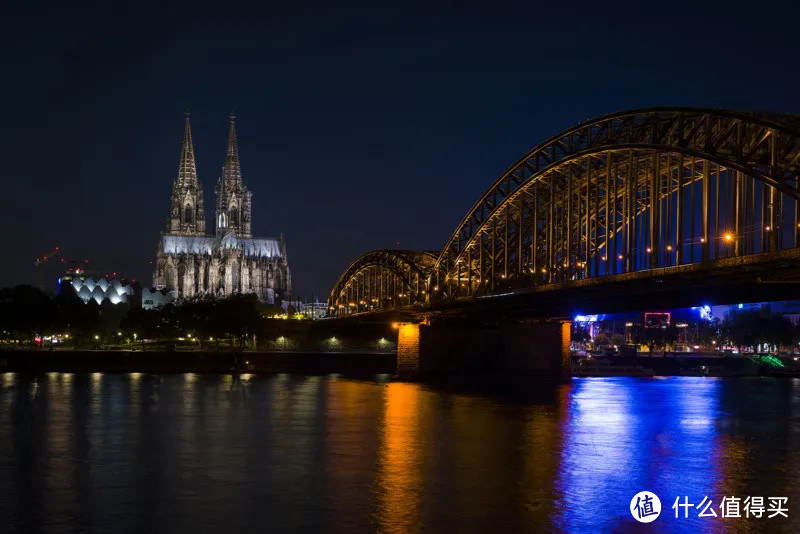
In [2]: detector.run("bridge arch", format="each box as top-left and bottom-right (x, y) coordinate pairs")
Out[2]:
(431, 107), (800, 300)
(328, 250), (438, 315)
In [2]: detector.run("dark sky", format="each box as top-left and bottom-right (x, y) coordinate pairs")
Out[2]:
(2, 2), (799, 299)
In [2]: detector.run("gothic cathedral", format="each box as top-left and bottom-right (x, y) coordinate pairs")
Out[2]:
(153, 113), (291, 304)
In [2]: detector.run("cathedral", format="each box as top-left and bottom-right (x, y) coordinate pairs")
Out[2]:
(152, 113), (291, 304)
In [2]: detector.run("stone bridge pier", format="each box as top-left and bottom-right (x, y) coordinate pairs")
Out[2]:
(397, 318), (571, 382)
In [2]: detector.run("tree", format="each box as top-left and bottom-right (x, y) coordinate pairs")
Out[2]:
(721, 307), (797, 353)
(630, 323), (678, 353)
(53, 289), (102, 347)
(610, 333), (625, 348)
(120, 307), (161, 348)
(593, 332), (609, 348)
(211, 294), (262, 348)
(572, 324), (591, 343)
(1, 285), (55, 344)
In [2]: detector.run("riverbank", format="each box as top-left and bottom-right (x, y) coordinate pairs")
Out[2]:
(573, 353), (800, 377)
(3, 350), (800, 379)
(0, 349), (396, 376)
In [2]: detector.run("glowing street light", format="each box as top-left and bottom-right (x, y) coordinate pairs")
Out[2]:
(723, 232), (734, 243)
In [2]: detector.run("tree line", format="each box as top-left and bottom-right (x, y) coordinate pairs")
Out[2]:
(0, 285), (283, 349)
(576, 306), (799, 354)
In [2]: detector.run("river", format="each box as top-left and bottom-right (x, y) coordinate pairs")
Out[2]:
(1, 373), (799, 532)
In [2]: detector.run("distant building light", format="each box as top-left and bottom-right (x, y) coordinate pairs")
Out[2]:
(644, 312), (670, 329)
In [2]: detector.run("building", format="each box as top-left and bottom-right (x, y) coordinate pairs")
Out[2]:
(302, 301), (328, 319)
(152, 113), (291, 303)
(59, 271), (134, 305)
(141, 288), (174, 310)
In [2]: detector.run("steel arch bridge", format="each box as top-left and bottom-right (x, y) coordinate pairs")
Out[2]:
(328, 250), (438, 314)
(330, 107), (800, 315)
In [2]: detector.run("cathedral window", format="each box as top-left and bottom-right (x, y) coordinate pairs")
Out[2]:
(231, 206), (239, 227)
(184, 204), (193, 224)
(165, 266), (175, 289)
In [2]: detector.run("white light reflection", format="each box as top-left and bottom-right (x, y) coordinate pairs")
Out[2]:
(1, 372), (15, 388)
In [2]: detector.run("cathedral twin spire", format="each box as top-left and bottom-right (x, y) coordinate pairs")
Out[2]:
(215, 113), (252, 238)
(168, 112), (204, 235)
(167, 112), (252, 238)
(177, 111), (198, 186)
(222, 112), (243, 185)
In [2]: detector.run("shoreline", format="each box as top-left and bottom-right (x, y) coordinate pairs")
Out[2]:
(3, 350), (800, 379)
(573, 353), (800, 378)
(0, 349), (396, 376)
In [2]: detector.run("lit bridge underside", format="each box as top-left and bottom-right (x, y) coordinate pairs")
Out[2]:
(330, 107), (800, 317)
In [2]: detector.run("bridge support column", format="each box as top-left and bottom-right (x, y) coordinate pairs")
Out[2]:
(396, 323), (422, 378)
(396, 318), (571, 382)
(500, 319), (572, 382)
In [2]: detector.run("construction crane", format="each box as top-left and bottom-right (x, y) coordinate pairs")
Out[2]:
(33, 246), (60, 291)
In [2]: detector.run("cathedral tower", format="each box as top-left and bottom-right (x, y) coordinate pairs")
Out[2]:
(167, 112), (205, 235)
(154, 112), (290, 304)
(215, 113), (252, 237)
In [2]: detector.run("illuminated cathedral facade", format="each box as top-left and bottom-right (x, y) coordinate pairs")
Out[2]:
(153, 113), (291, 304)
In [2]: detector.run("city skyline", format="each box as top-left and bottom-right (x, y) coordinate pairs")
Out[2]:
(2, 4), (800, 299)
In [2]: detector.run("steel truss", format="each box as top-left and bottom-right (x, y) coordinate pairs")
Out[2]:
(328, 250), (438, 314)
(431, 107), (800, 300)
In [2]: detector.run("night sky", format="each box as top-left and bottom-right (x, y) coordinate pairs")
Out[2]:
(2, 2), (799, 300)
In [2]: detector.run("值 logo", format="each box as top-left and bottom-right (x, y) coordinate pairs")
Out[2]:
(631, 491), (662, 523)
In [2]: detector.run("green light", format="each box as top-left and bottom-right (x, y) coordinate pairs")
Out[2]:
(760, 355), (785, 368)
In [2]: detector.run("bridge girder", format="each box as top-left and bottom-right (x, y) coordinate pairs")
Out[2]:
(430, 107), (800, 301)
(328, 250), (438, 315)
(329, 107), (800, 312)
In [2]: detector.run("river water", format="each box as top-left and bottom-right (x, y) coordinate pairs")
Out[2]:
(1, 373), (799, 532)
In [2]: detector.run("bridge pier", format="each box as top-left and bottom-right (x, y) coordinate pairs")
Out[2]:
(396, 323), (422, 377)
(396, 319), (571, 382)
